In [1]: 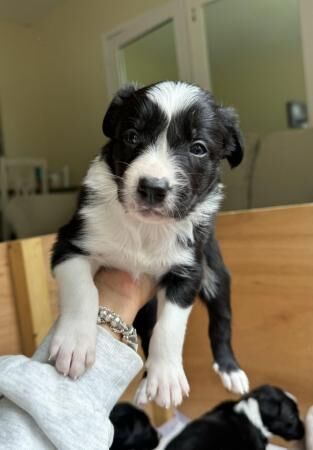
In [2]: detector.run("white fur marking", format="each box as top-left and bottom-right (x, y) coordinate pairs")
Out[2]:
(123, 133), (176, 204)
(235, 398), (272, 439)
(147, 81), (201, 120)
(81, 159), (198, 278)
(144, 291), (192, 407)
(202, 262), (218, 298)
(51, 256), (99, 378)
(285, 391), (298, 403)
(213, 363), (250, 395)
(189, 183), (224, 226)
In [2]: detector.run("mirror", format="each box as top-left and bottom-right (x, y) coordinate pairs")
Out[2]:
(0, 0), (311, 241)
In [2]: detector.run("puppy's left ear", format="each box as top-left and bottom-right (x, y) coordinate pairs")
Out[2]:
(218, 106), (244, 168)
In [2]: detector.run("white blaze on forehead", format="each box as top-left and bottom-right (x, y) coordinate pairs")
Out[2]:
(147, 81), (201, 119)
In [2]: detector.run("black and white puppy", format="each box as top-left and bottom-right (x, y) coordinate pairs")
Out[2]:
(50, 81), (249, 408)
(110, 403), (159, 450)
(166, 385), (305, 450)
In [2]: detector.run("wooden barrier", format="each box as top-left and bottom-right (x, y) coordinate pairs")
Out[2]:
(0, 203), (312, 429)
(9, 238), (53, 356)
(182, 204), (313, 421)
(0, 241), (21, 354)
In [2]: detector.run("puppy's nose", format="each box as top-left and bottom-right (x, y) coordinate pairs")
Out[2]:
(137, 177), (170, 205)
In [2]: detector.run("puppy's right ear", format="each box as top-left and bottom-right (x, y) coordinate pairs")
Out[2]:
(102, 85), (137, 138)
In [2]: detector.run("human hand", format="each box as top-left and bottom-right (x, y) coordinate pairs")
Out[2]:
(94, 269), (155, 326)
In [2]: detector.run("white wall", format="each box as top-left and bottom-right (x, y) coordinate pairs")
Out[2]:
(34, 0), (170, 184)
(0, 22), (50, 160)
(0, 0), (170, 184)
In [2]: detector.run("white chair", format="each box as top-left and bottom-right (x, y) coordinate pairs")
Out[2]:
(0, 158), (48, 241)
(6, 193), (77, 239)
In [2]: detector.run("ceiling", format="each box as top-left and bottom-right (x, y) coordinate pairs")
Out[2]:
(0, 0), (64, 25)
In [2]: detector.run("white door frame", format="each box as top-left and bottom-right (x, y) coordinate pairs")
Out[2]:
(183, 0), (214, 91)
(103, 0), (192, 99)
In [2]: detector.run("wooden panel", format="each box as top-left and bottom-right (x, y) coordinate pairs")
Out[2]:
(0, 241), (21, 354)
(181, 204), (313, 424)
(9, 238), (53, 356)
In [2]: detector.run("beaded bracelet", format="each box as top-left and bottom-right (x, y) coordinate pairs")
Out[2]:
(97, 306), (138, 352)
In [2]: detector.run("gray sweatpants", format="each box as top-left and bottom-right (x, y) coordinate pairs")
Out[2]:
(0, 327), (142, 450)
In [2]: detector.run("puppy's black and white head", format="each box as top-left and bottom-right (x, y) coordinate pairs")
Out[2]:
(103, 81), (243, 223)
(235, 385), (304, 442)
(109, 403), (159, 450)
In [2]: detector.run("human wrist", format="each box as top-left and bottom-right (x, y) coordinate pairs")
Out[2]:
(98, 291), (140, 325)
(97, 306), (138, 351)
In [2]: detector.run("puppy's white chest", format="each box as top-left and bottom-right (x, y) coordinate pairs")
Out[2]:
(82, 205), (194, 278)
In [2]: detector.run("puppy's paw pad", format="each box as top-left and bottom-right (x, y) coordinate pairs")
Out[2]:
(213, 363), (249, 395)
(134, 378), (149, 406)
(146, 361), (189, 408)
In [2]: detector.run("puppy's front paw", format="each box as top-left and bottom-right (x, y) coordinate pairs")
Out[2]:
(145, 360), (189, 408)
(134, 377), (149, 406)
(49, 318), (96, 379)
(213, 363), (249, 395)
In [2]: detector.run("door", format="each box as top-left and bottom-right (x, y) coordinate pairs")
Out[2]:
(104, 0), (191, 98)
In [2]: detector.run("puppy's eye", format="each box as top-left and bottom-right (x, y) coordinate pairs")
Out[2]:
(124, 130), (139, 146)
(190, 142), (208, 157)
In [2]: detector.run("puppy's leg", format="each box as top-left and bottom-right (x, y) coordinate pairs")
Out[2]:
(50, 256), (99, 379)
(145, 295), (192, 408)
(133, 299), (157, 406)
(144, 272), (199, 408)
(134, 297), (157, 359)
(200, 255), (249, 394)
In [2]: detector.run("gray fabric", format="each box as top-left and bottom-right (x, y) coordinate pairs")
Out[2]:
(0, 327), (143, 450)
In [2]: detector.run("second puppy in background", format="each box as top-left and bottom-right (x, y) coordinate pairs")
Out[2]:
(166, 385), (304, 450)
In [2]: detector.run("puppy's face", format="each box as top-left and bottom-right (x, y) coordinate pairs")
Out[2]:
(110, 403), (159, 450)
(103, 82), (243, 223)
(252, 385), (304, 441)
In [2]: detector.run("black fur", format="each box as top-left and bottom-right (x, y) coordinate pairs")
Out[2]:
(51, 186), (93, 267)
(166, 386), (304, 450)
(200, 234), (239, 372)
(110, 403), (159, 450)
